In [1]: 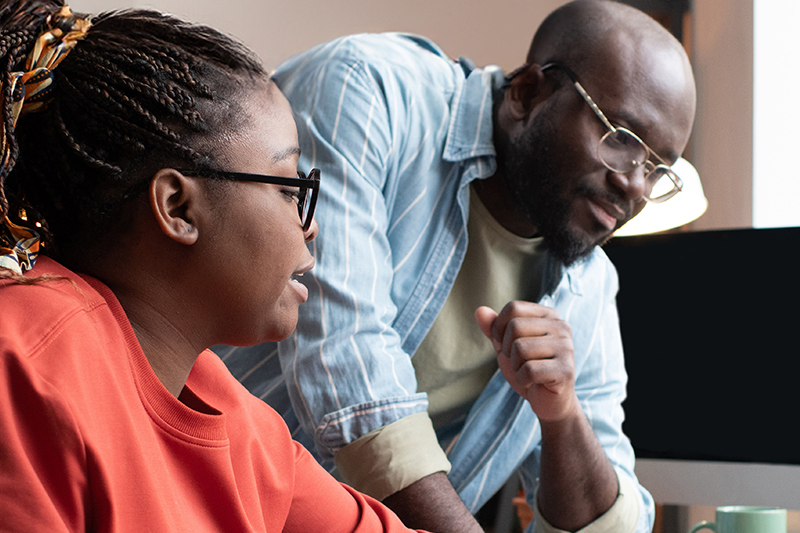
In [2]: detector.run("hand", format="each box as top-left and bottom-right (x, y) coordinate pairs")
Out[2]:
(475, 301), (580, 422)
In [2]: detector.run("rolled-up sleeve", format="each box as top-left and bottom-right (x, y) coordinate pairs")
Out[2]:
(531, 469), (640, 533)
(334, 412), (451, 500)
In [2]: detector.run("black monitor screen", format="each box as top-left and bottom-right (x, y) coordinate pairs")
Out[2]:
(603, 227), (800, 466)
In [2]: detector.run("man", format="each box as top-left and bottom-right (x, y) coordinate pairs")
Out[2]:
(223, 1), (696, 532)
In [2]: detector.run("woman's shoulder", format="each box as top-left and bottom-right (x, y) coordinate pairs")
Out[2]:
(0, 257), (106, 356)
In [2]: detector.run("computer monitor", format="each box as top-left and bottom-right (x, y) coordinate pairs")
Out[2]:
(603, 227), (800, 508)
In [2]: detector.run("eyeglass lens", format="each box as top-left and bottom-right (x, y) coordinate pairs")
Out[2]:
(598, 129), (648, 173)
(646, 166), (677, 200)
(296, 172), (309, 226)
(300, 187), (311, 223)
(598, 129), (676, 201)
(297, 170), (318, 230)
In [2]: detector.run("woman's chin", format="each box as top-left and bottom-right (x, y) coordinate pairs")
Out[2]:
(261, 316), (299, 344)
(219, 308), (299, 347)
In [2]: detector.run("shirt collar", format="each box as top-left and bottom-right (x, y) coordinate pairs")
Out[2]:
(443, 58), (506, 163)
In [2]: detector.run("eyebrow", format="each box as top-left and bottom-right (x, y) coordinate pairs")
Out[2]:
(272, 146), (301, 164)
(605, 108), (680, 165)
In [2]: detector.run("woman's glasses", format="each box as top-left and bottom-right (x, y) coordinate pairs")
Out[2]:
(179, 168), (320, 231)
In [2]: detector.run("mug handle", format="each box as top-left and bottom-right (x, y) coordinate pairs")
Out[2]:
(689, 521), (718, 533)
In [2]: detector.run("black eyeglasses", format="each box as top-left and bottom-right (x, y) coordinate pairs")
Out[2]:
(537, 61), (683, 203)
(178, 168), (320, 231)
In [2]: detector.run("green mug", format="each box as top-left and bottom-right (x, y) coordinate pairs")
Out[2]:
(689, 506), (786, 533)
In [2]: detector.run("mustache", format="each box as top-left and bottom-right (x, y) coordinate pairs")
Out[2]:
(574, 184), (633, 223)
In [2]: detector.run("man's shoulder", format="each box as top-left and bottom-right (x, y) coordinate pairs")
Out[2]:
(335, 32), (449, 56)
(275, 32), (457, 83)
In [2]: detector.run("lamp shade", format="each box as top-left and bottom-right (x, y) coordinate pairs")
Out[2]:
(614, 158), (708, 237)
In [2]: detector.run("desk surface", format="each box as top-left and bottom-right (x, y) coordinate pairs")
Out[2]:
(635, 458), (800, 510)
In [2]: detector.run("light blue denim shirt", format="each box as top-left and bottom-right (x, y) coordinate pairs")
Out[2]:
(220, 33), (654, 533)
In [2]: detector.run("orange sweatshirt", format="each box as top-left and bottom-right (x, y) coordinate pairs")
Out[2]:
(0, 257), (423, 532)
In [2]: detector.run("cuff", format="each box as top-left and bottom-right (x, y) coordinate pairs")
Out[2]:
(532, 468), (640, 533)
(333, 411), (451, 501)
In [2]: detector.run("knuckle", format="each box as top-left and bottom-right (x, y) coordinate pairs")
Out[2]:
(542, 306), (560, 319)
(558, 320), (572, 336)
(507, 317), (525, 338)
(519, 362), (537, 382)
(507, 300), (525, 314)
(511, 338), (528, 359)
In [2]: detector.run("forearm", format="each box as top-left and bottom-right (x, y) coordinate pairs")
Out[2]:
(537, 401), (618, 531)
(382, 472), (484, 533)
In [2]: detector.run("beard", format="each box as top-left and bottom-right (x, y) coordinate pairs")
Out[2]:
(500, 110), (616, 267)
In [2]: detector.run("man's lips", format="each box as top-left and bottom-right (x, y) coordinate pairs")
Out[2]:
(587, 197), (628, 231)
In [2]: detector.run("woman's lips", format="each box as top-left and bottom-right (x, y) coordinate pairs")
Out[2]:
(289, 258), (315, 303)
(289, 276), (309, 302)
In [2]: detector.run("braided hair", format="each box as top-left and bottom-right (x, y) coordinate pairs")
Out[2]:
(0, 0), (267, 264)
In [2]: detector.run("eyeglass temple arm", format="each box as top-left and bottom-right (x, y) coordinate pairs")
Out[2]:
(572, 80), (672, 168)
(540, 62), (617, 133)
(572, 82), (617, 133)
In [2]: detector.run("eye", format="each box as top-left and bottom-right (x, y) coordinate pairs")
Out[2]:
(606, 129), (636, 148)
(282, 187), (301, 204)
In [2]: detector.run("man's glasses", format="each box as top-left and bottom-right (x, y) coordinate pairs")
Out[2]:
(539, 61), (683, 203)
(179, 168), (320, 231)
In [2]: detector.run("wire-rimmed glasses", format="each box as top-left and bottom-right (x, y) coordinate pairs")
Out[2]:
(179, 168), (320, 231)
(540, 61), (683, 203)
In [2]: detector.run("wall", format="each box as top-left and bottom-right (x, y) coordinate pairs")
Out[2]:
(71, 0), (565, 72)
(690, 0), (754, 231)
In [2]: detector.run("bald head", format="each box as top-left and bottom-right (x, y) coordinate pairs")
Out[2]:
(528, 0), (682, 69)
(524, 0), (696, 160)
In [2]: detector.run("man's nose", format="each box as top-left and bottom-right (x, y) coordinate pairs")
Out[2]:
(607, 164), (648, 202)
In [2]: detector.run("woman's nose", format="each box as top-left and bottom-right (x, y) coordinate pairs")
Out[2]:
(304, 218), (319, 243)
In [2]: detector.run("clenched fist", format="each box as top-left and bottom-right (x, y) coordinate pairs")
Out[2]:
(475, 301), (581, 423)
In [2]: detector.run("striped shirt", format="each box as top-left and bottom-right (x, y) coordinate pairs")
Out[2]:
(220, 33), (654, 533)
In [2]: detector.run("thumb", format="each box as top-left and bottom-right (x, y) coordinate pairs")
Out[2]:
(475, 306), (501, 352)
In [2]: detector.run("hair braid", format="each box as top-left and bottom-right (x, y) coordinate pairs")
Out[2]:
(0, 18), (50, 221)
(0, 2), (267, 260)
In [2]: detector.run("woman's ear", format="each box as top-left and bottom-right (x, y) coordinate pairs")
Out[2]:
(148, 169), (202, 245)
(505, 64), (550, 121)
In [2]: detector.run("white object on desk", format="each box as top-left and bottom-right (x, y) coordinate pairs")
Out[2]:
(635, 458), (800, 510)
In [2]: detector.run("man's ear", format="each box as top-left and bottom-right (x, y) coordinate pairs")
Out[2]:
(148, 169), (202, 246)
(505, 64), (550, 121)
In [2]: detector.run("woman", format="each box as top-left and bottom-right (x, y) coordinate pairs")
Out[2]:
(0, 2), (425, 531)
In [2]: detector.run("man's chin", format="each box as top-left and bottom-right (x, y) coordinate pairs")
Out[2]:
(542, 228), (611, 267)
(542, 235), (590, 267)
